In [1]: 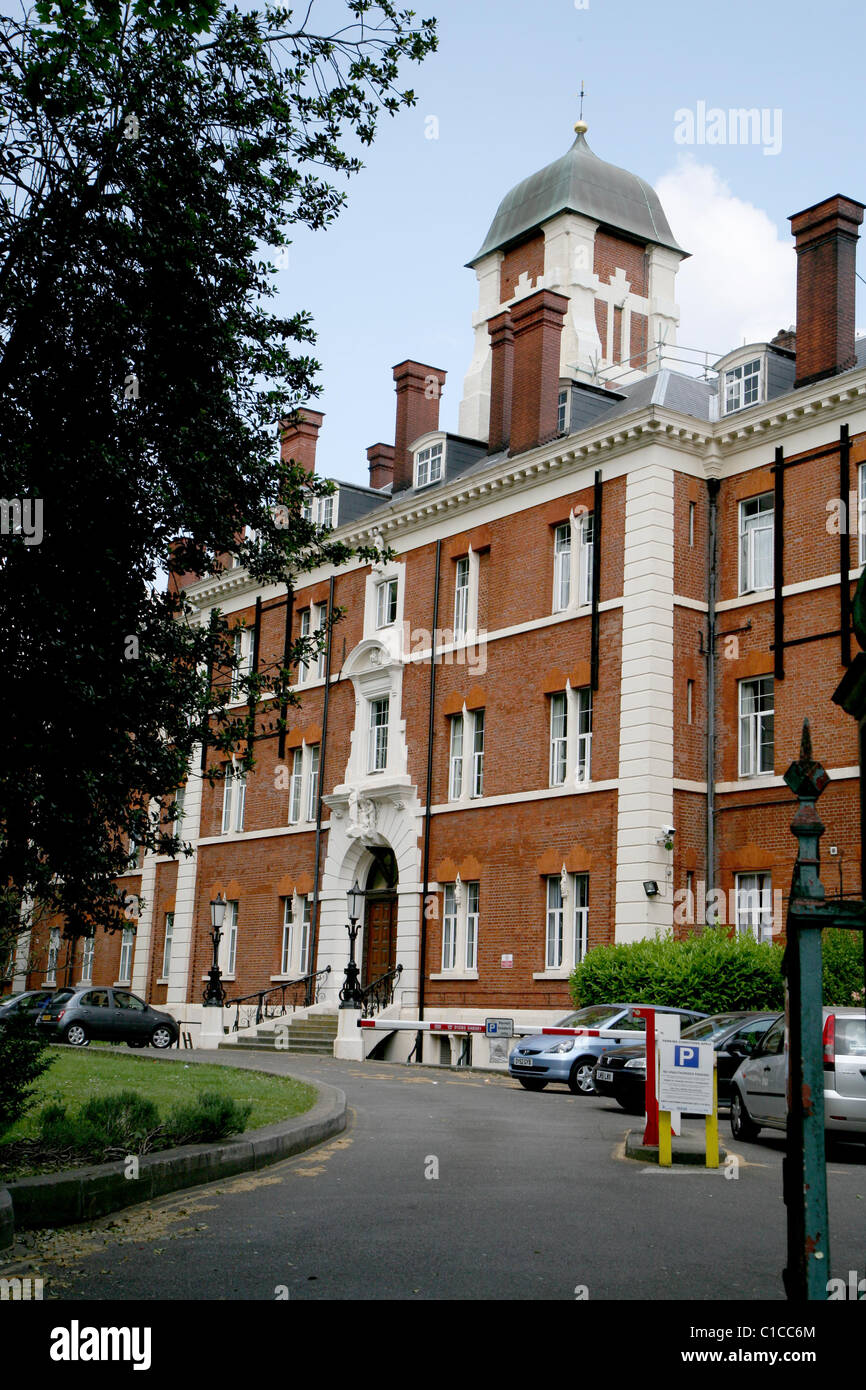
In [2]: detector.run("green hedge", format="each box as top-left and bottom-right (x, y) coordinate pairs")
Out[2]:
(569, 926), (865, 1015)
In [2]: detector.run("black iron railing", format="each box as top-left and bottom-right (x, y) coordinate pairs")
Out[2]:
(226, 965), (331, 1033)
(360, 962), (402, 1019)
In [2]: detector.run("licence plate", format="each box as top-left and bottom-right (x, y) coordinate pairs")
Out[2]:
(595, 1069), (614, 1083)
(513, 1057), (533, 1068)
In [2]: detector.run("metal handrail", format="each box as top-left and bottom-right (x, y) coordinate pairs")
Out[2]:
(360, 962), (403, 1019)
(225, 965), (331, 1032)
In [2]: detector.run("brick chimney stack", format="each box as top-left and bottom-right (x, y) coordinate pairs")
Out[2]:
(789, 195), (865, 388)
(367, 442), (395, 490)
(509, 289), (569, 455)
(392, 360), (447, 493)
(487, 310), (514, 454)
(280, 408), (325, 473)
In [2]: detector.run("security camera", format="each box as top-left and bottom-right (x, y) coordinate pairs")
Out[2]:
(662, 825), (676, 838)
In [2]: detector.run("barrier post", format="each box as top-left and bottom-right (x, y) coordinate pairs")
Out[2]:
(658, 1109), (672, 1166)
(634, 1007), (658, 1145)
(705, 1062), (719, 1168)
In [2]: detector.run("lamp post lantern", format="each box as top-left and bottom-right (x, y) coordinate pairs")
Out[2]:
(339, 879), (365, 1010)
(203, 892), (227, 1006)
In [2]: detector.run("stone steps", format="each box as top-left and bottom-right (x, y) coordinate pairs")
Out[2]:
(219, 1015), (338, 1055)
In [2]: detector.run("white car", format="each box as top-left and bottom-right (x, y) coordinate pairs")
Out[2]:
(729, 1008), (866, 1143)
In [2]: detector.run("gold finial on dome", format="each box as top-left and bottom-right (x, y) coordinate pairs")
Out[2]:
(574, 81), (587, 135)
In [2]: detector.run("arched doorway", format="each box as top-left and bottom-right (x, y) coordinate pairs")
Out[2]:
(361, 848), (398, 986)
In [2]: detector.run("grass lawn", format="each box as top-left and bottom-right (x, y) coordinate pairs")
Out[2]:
(1, 1048), (317, 1147)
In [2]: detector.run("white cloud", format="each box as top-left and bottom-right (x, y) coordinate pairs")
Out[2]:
(655, 157), (795, 365)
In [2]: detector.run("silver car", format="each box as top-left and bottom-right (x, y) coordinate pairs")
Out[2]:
(730, 1008), (866, 1143)
(508, 1002), (708, 1095)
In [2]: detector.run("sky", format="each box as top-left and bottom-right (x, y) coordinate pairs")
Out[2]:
(275, 0), (866, 487)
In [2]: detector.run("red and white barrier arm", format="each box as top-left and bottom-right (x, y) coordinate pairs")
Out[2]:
(358, 1018), (645, 1040)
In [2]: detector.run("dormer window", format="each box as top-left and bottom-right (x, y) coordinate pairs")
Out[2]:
(557, 388), (569, 435)
(415, 441), (443, 489)
(724, 358), (762, 414)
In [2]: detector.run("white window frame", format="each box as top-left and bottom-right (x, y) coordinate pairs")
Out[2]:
(45, 928), (61, 986)
(724, 357), (762, 415)
(221, 762), (246, 833)
(79, 933), (95, 984)
(553, 523), (571, 612)
(314, 602), (328, 680)
(557, 387), (569, 435)
(298, 897), (312, 975)
(449, 714), (464, 800)
(307, 743), (320, 822)
(376, 578), (398, 629)
(549, 684), (592, 788)
(739, 676), (774, 778)
(297, 607), (311, 684)
(454, 556), (470, 639)
(859, 462), (866, 566)
(118, 927), (135, 984)
(448, 706), (485, 802)
(577, 512), (594, 608)
(317, 491), (336, 529)
(280, 898), (293, 976)
(739, 493), (774, 595)
(415, 441), (443, 489)
(735, 873), (773, 943)
(220, 900), (238, 977)
(546, 877), (564, 970)
(230, 626), (254, 702)
(368, 696), (390, 773)
(438, 880), (480, 976)
(161, 913), (174, 980)
(572, 874), (589, 964)
(550, 692), (568, 786)
(288, 742), (320, 825)
(289, 747), (303, 823)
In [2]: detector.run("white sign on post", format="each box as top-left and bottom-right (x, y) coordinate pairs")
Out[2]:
(658, 1040), (714, 1116)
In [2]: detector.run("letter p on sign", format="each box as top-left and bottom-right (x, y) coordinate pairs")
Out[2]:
(675, 1045), (699, 1067)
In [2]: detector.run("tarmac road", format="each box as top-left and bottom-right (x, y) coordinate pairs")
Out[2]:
(4, 1048), (865, 1302)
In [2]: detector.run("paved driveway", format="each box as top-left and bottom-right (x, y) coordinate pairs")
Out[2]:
(4, 1050), (865, 1301)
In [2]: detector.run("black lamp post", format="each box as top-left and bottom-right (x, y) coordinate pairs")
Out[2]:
(338, 879), (365, 1009)
(203, 893), (227, 1006)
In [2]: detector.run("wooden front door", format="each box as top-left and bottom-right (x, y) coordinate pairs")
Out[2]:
(362, 895), (397, 986)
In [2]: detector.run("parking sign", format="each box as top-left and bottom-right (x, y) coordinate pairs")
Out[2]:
(657, 1039), (714, 1115)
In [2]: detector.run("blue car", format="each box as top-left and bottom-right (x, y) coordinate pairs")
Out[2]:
(508, 1003), (708, 1095)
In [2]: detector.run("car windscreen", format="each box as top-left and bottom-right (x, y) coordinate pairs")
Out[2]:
(0, 993), (25, 1007)
(835, 1017), (866, 1057)
(556, 1006), (623, 1028)
(681, 1015), (750, 1042)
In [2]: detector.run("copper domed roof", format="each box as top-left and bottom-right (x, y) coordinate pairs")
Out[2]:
(469, 131), (687, 265)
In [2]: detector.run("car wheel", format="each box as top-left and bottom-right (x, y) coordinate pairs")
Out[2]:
(730, 1086), (760, 1141)
(568, 1056), (598, 1096)
(518, 1077), (548, 1091)
(151, 1025), (175, 1049)
(63, 1022), (89, 1047)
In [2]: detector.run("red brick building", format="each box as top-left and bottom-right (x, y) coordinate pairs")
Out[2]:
(11, 126), (866, 1062)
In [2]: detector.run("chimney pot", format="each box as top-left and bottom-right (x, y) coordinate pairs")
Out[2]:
(789, 195), (864, 388)
(508, 289), (569, 455)
(280, 407), (325, 474)
(367, 442), (395, 490)
(392, 360), (447, 493)
(487, 310), (514, 454)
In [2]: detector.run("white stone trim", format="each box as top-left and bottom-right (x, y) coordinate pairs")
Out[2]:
(164, 749), (204, 1007)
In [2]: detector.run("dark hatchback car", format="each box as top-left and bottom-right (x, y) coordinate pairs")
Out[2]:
(37, 987), (178, 1049)
(0, 988), (61, 1028)
(593, 1011), (780, 1113)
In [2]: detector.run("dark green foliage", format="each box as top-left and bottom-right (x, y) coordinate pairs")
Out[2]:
(822, 929), (866, 1007)
(38, 1089), (160, 1158)
(0, 1020), (54, 1139)
(163, 1089), (252, 1145)
(570, 927), (786, 1015)
(0, 2), (436, 956)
